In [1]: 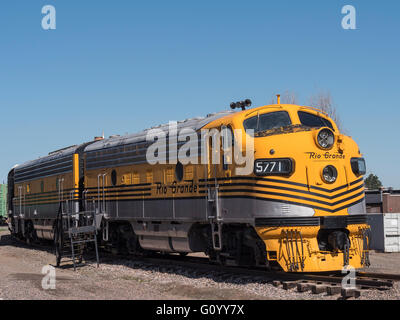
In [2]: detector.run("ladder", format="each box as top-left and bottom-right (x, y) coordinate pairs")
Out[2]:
(208, 185), (223, 251)
(55, 202), (100, 271)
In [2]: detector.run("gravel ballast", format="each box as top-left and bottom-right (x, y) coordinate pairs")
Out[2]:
(0, 230), (399, 300)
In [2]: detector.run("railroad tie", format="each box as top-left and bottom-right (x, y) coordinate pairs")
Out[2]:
(341, 288), (361, 299)
(297, 282), (313, 292)
(282, 281), (298, 290)
(272, 280), (282, 287)
(326, 284), (341, 295)
(311, 284), (328, 294)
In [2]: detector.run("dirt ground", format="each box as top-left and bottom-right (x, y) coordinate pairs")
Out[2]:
(0, 228), (399, 300)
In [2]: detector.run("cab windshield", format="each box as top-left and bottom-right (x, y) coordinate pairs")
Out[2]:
(243, 111), (292, 134)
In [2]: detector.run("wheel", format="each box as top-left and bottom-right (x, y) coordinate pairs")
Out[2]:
(54, 232), (61, 267)
(25, 221), (37, 246)
(54, 223), (63, 267)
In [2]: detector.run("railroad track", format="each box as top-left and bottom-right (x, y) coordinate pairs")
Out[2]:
(7, 234), (400, 299)
(97, 253), (400, 299)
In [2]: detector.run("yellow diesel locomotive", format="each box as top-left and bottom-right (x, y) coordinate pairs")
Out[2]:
(7, 98), (370, 272)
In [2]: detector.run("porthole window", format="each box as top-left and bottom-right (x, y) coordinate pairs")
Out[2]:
(175, 162), (184, 182)
(111, 170), (117, 186)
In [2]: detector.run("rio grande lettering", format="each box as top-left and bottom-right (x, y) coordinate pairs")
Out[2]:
(306, 152), (345, 160)
(156, 181), (198, 195)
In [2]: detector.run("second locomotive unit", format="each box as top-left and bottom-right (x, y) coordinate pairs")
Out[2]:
(7, 98), (370, 272)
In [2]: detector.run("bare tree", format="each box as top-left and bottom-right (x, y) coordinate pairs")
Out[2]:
(308, 90), (343, 132)
(268, 89), (344, 131)
(280, 90), (298, 105)
(269, 90), (299, 105)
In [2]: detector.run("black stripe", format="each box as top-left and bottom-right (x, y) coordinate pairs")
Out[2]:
(14, 167), (73, 183)
(84, 183), (152, 190)
(22, 194), (79, 202)
(85, 193), (152, 199)
(85, 188), (151, 195)
(27, 189), (363, 209)
(22, 193), (152, 205)
(199, 176), (364, 193)
(22, 188), (78, 198)
(15, 156), (72, 175)
(86, 156), (148, 170)
(85, 141), (149, 157)
(15, 161), (72, 179)
(200, 186), (364, 208)
(21, 195), (79, 203)
(16, 194), (364, 213)
(312, 177), (363, 193)
(199, 181), (364, 201)
(24, 191), (78, 200)
(85, 141), (200, 167)
(217, 194), (365, 213)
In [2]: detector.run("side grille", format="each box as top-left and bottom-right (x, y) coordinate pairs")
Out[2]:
(255, 217), (320, 227)
(347, 215), (368, 225)
(255, 214), (368, 227)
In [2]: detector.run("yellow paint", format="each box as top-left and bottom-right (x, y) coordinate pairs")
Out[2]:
(256, 224), (370, 272)
(73, 153), (79, 198)
(165, 168), (174, 183)
(201, 103), (365, 216)
(133, 172), (140, 184)
(146, 170), (153, 183)
(185, 165), (194, 180)
(122, 173), (132, 185)
(14, 173), (77, 206)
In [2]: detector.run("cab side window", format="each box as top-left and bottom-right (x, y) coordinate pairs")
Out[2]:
(298, 111), (334, 130)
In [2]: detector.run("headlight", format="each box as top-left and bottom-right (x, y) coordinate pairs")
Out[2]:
(322, 165), (338, 184)
(351, 157), (366, 176)
(316, 128), (335, 150)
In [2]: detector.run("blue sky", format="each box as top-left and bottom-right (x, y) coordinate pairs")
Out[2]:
(0, 0), (399, 187)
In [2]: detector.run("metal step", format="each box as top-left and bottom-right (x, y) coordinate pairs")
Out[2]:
(69, 225), (96, 235)
(55, 207), (100, 271)
(70, 239), (97, 245)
